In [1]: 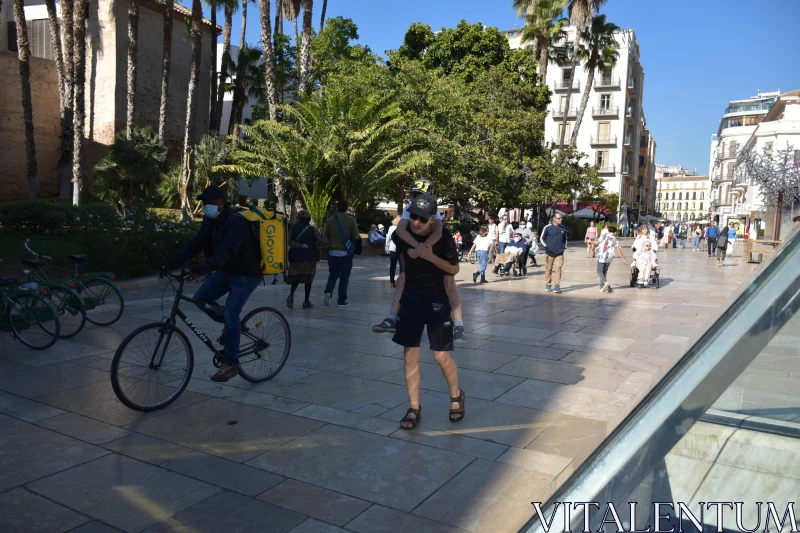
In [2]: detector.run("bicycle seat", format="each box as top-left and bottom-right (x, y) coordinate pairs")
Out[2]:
(22, 259), (46, 268)
(68, 254), (88, 262)
(0, 277), (19, 287)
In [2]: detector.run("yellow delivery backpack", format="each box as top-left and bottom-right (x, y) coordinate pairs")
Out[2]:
(241, 205), (288, 275)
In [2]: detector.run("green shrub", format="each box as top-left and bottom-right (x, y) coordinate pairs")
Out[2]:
(560, 216), (590, 240)
(0, 201), (118, 235)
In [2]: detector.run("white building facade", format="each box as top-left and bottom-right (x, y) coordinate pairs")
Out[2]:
(504, 26), (649, 229)
(708, 90), (779, 227)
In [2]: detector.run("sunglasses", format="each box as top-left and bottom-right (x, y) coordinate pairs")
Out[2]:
(409, 213), (430, 224)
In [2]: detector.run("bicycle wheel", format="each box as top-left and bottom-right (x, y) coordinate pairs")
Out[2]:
(469, 252), (477, 264)
(7, 292), (60, 350)
(237, 307), (291, 383)
(80, 278), (125, 326)
(47, 287), (87, 338)
(111, 323), (194, 412)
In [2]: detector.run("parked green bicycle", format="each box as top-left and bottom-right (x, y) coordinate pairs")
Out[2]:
(24, 241), (125, 326)
(0, 263), (61, 349)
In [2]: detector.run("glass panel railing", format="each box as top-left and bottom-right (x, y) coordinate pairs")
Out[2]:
(521, 225), (800, 533)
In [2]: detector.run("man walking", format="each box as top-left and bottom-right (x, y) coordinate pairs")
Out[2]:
(540, 213), (568, 294)
(487, 216), (498, 264)
(323, 200), (360, 307)
(706, 221), (720, 257)
(497, 215), (511, 255)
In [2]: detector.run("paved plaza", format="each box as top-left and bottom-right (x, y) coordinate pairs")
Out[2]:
(0, 243), (777, 533)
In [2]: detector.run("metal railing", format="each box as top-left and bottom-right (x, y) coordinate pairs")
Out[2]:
(622, 165), (631, 175)
(553, 79), (580, 90)
(623, 134), (632, 145)
(597, 164), (616, 174)
(590, 135), (617, 145)
(625, 107), (633, 117)
(591, 106), (618, 117)
(725, 101), (773, 114)
(594, 76), (621, 88)
(548, 137), (569, 146)
(551, 108), (578, 118)
(627, 78), (635, 90)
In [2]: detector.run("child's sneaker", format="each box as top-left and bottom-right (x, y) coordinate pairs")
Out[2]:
(545, 284), (552, 292)
(553, 285), (562, 294)
(454, 326), (466, 344)
(372, 317), (397, 333)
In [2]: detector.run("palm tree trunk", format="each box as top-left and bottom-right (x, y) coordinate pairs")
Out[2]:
(293, 18), (298, 45)
(126, 0), (139, 137)
(538, 39), (548, 87)
(158, 0), (173, 143)
(259, 0), (279, 121)
(297, 0), (312, 95)
(44, 0), (65, 106)
(213, 4), (232, 135)
(72, 0), (88, 206)
(318, 0), (326, 33)
(274, 0), (282, 35)
(230, 96), (245, 146)
(240, 0), (247, 46)
(12, 0), (37, 200)
(209, 2), (217, 132)
(180, 0), (203, 221)
(558, 40), (580, 147)
(570, 68), (594, 145)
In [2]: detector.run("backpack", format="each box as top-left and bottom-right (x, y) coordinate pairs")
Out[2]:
(241, 205), (288, 275)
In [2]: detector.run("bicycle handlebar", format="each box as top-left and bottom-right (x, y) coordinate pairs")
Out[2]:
(23, 242), (52, 262)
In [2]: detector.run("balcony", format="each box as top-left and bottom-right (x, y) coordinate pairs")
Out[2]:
(551, 107), (578, 119)
(625, 107), (633, 119)
(553, 79), (580, 91)
(591, 106), (618, 118)
(597, 164), (616, 174)
(548, 137), (569, 147)
(622, 164), (631, 176)
(594, 76), (621, 89)
(623, 134), (632, 147)
(725, 101), (773, 114)
(590, 135), (617, 146)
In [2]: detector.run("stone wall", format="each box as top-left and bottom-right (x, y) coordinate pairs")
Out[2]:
(0, 51), (62, 200)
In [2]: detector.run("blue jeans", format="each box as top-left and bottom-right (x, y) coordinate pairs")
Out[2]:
(477, 250), (488, 279)
(389, 251), (403, 284)
(193, 271), (261, 366)
(325, 254), (353, 305)
(498, 242), (508, 254)
(692, 236), (700, 249)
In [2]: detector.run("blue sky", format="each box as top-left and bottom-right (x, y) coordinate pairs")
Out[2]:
(214, 0), (800, 175)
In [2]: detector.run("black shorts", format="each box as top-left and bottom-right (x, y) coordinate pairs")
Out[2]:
(392, 293), (454, 352)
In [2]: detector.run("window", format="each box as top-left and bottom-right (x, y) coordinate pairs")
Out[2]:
(558, 123), (571, 141)
(744, 115), (763, 126)
(691, 202), (695, 209)
(639, 155), (645, 166)
(602, 67), (612, 78)
(679, 192), (683, 200)
(693, 192), (696, 200)
(596, 150), (609, 169)
(729, 140), (737, 155)
(657, 193), (662, 200)
(727, 162), (735, 178)
(559, 95), (568, 112)
(599, 94), (611, 110)
(562, 68), (573, 82)
(701, 192), (705, 200)
(7, 19), (56, 60)
(700, 202), (704, 210)
(672, 192), (676, 200)
(677, 202), (682, 211)
(598, 122), (611, 141)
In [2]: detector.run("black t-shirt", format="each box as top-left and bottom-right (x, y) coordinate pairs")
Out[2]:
(392, 226), (458, 298)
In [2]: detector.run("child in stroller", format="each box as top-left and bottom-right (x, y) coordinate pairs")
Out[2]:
(630, 241), (659, 288)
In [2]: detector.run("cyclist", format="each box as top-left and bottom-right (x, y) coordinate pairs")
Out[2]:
(161, 185), (262, 383)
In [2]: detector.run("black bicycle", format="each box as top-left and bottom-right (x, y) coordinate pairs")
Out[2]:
(110, 270), (291, 412)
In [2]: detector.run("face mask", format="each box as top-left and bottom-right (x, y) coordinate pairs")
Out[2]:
(514, 236), (521, 242)
(203, 205), (221, 219)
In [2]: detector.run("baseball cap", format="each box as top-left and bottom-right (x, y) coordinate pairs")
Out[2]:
(409, 178), (433, 195)
(197, 185), (226, 202)
(407, 193), (438, 219)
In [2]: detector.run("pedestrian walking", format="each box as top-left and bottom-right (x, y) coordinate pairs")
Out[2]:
(726, 222), (736, 258)
(715, 227), (729, 266)
(585, 221), (598, 258)
(322, 200), (360, 307)
(540, 214), (568, 294)
(692, 225), (702, 251)
(497, 215), (512, 255)
(487, 216), (498, 264)
(287, 210), (329, 309)
(385, 216), (402, 288)
(706, 221), (720, 256)
(390, 193), (465, 430)
(587, 226), (627, 293)
(678, 224), (688, 249)
(469, 225), (492, 284)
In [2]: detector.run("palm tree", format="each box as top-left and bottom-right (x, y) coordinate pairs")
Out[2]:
(45, 0), (73, 199)
(12, 0), (37, 200)
(558, 0), (608, 147)
(158, 0), (174, 143)
(43, 0), (65, 105)
(318, 0), (327, 32)
(570, 14), (619, 144)
(213, 0), (239, 135)
(274, 0), (283, 36)
(517, 0), (568, 87)
(297, 0), (313, 96)
(240, 0), (253, 45)
(259, 0), (280, 121)
(223, 45), (265, 144)
(204, 0), (219, 132)
(180, 0), (204, 220)
(282, 0), (300, 43)
(72, 0), (89, 205)
(126, 0), (140, 137)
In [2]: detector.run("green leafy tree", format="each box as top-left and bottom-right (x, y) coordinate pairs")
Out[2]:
(222, 45), (266, 143)
(310, 16), (373, 87)
(92, 126), (168, 212)
(422, 20), (512, 83)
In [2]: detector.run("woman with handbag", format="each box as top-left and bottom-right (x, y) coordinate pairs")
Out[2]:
(287, 210), (329, 309)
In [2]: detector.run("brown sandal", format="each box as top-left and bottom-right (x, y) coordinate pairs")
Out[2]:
(449, 389), (465, 423)
(400, 406), (421, 430)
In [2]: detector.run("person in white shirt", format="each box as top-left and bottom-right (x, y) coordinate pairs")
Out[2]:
(385, 217), (402, 287)
(587, 226), (627, 293)
(632, 226), (659, 253)
(486, 216), (498, 264)
(497, 215), (512, 254)
(468, 225), (493, 284)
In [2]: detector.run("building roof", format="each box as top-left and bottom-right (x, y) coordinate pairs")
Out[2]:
(657, 175), (709, 182)
(170, 0), (220, 31)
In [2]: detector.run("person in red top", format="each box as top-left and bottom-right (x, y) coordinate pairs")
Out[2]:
(453, 231), (463, 256)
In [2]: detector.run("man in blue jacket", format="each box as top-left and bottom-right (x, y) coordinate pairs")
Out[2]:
(540, 213), (568, 293)
(706, 221), (720, 257)
(162, 185), (262, 383)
